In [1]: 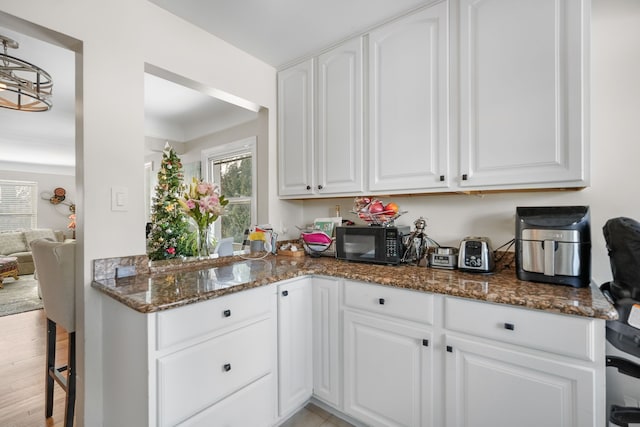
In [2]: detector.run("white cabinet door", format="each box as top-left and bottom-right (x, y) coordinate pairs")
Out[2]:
(445, 334), (597, 427)
(316, 37), (364, 195)
(368, 3), (449, 192)
(278, 278), (313, 417)
(312, 277), (342, 408)
(178, 374), (275, 427)
(278, 59), (314, 196)
(157, 318), (274, 427)
(458, 0), (589, 189)
(343, 310), (432, 427)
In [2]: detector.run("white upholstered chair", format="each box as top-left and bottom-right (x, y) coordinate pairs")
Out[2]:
(31, 239), (76, 427)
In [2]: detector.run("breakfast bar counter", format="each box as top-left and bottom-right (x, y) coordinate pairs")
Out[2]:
(92, 253), (617, 320)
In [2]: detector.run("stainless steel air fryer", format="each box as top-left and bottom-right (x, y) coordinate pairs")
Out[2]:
(515, 206), (590, 287)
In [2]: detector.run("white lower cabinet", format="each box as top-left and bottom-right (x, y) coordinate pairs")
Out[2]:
(178, 373), (275, 427)
(277, 278), (314, 418)
(312, 276), (342, 408)
(444, 335), (595, 427)
(443, 296), (605, 427)
(100, 285), (278, 427)
(333, 281), (604, 427)
(344, 310), (433, 427)
(101, 276), (605, 427)
(341, 280), (436, 427)
(157, 318), (273, 426)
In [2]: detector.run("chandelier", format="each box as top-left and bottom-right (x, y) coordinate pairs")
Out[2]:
(0, 34), (53, 112)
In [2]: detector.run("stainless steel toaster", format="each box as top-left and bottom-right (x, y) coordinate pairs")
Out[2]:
(458, 237), (495, 272)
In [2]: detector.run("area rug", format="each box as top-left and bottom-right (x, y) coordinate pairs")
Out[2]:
(0, 274), (43, 317)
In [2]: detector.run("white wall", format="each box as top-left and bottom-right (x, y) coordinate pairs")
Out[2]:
(181, 119), (260, 165)
(0, 1), (279, 425)
(183, 114), (272, 223)
(0, 170), (76, 233)
(303, 0), (640, 287)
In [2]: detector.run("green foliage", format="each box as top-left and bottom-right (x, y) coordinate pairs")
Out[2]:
(219, 157), (252, 244)
(146, 145), (195, 260)
(221, 203), (251, 244)
(220, 158), (251, 198)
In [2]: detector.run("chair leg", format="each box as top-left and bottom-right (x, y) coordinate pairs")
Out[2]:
(64, 331), (76, 427)
(45, 318), (56, 418)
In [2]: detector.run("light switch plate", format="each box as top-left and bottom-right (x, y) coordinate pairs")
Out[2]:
(111, 186), (128, 211)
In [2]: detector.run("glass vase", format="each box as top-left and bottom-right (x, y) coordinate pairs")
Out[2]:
(196, 224), (211, 258)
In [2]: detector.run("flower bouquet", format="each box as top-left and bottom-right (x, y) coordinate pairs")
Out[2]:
(178, 178), (228, 257)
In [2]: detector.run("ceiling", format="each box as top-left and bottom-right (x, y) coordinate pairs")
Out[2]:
(149, 0), (432, 68)
(144, 73), (258, 143)
(1, 0), (431, 169)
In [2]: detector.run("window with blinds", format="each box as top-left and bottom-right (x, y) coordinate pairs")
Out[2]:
(0, 180), (38, 231)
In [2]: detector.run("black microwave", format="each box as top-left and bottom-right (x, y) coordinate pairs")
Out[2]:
(335, 225), (409, 265)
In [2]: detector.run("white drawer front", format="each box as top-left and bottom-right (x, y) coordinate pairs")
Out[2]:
(157, 318), (274, 427)
(444, 297), (595, 361)
(343, 280), (434, 325)
(178, 373), (276, 427)
(156, 285), (273, 350)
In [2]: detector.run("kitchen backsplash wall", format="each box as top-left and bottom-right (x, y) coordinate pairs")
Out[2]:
(302, 191), (588, 250)
(301, 189), (611, 284)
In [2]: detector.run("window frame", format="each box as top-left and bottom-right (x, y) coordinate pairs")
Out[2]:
(201, 137), (257, 242)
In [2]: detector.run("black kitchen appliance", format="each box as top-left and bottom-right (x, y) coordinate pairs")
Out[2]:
(515, 206), (590, 287)
(335, 225), (410, 265)
(601, 217), (640, 426)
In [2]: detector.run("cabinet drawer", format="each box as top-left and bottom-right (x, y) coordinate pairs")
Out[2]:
(156, 285), (273, 350)
(343, 280), (434, 325)
(157, 318), (274, 427)
(178, 374), (276, 427)
(444, 297), (595, 361)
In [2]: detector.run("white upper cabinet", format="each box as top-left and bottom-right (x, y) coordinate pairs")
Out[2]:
(278, 38), (364, 198)
(277, 0), (590, 198)
(368, 2), (450, 192)
(458, 0), (589, 189)
(316, 37), (364, 195)
(278, 59), (314, 196)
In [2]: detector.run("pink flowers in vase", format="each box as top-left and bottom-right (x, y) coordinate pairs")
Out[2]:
(179, 178), (229, 229)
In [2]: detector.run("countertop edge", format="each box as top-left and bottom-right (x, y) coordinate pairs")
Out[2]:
(91, 258), (618, 321)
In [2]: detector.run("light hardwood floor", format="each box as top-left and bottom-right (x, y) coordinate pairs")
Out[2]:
(0, 309), (68, 427)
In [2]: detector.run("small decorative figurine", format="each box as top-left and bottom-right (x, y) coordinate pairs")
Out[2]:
(402, 216), (431, 266)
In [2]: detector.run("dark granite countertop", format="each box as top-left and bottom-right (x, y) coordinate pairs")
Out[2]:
(91, 253), (617, 320)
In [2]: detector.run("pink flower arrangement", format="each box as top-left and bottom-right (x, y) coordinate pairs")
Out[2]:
(179, 178), (228, 229)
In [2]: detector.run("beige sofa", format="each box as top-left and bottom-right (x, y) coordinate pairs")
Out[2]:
(0, 229), (65, 275)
